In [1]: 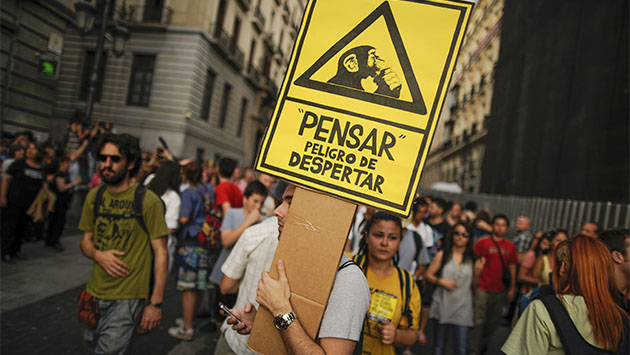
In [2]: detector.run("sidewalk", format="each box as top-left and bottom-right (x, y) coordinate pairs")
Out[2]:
(0, 228), (220, 354)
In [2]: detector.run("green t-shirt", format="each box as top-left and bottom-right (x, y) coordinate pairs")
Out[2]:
(79, 183), (168, 300)
(502, 295), (599, 355)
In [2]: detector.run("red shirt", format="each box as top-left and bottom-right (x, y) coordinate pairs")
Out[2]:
(474, 236), (517, 293)
(215, 182), (243, 209)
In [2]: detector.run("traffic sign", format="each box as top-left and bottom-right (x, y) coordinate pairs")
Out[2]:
(255, 0), (473, 216)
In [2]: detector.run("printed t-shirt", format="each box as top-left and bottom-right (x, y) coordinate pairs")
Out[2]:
(51, 170), (72, 209)
(474, 236), (517, 293)
(215, 182), (243, 210)
(6, 159), (43, 206)
(362, 267), (422, 355)
(502, 295), (599, 355)
(209, 208), (248, 285)
(79, 183), (169, 299)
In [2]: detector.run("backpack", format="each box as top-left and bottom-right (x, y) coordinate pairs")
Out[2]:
(537, 292), (630, 355)
(192, 184), (223, 253)
(352, 254), (415, 326)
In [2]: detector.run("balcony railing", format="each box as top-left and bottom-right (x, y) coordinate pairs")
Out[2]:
(252, 7), (265, 32)
(211, 28), (245, 71)
(129, 5), (173, 25)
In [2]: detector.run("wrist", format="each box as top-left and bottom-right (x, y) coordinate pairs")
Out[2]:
(435, 277), (440, 286)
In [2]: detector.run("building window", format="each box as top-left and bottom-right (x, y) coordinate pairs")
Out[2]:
(196, 148), (205, 162)
(237, 98), (248, 137)
(200, 70), (216, 121)
(79, 51), (107, 101)
(231, 16), (241, 52)
(127, 54), (156, 106)
(143, 0), (164, 22)
(218, 83), (232, 129)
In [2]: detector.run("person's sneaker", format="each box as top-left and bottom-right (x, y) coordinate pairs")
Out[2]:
(402, 348), (415, 355)
(168, 325), (193, 341)
(417, 329), (427, 344)
(175, 317), (184, 327)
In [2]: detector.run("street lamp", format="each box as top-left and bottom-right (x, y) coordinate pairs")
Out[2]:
(74, 0), (131, 125)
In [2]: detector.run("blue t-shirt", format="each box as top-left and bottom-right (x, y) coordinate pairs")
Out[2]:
(179, 183), (214, 245)
(209, 208), (248, 285)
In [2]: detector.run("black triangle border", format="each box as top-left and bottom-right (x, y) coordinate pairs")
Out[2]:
(294, 1), (427, 115)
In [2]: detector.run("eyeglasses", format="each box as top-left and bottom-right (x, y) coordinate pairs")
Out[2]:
(453, 231), (471, 238)
(98, 154), (122, 163)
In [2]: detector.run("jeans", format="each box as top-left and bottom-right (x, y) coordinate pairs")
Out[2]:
(83, 298), (144, 355)
(468, 289), (507, 355)
(433, 321), (469, 355)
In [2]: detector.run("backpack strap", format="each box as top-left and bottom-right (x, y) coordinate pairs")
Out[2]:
(537, 293), (611, 355)
(93, 184), (107, 220)
(412, 231), (423, 263)
(338, 259), (358, 271)
(396, 266), (413, 326)
(352, 254), (369, 276)
(133, 185), (149, 237)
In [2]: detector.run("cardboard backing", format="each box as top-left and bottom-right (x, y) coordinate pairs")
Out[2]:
(247, 187), (356, 354)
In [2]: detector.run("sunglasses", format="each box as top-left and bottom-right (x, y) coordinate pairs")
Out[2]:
(453, 231), (471, 238)
(98, 154), (122, 163)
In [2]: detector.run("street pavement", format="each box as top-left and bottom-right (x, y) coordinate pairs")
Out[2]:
(1, 226), (510, 355)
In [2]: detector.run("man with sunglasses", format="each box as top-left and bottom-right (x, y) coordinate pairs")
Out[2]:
(79, 133), (169, 354)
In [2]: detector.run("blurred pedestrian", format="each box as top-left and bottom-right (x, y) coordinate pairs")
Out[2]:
(511, 216), (533, 263)
(1, 142), (44, 262)
(45, 154), (82, 251)
(472, 209), (493, 240)
(425, 222), (483, 355)
(533, 229), (568, 286)
(599, 228), (630, 310)
(580, 221), (600, 239)
(469, 214), (517, 355)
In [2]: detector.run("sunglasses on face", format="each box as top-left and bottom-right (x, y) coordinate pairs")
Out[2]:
(454, 231), (471, 238)
(98, 154), (122, 163)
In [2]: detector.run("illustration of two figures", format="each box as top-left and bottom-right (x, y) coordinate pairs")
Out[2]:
(328, 46), (402, 98)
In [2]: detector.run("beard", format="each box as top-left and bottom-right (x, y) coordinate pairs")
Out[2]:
(100, 166), (128, 186)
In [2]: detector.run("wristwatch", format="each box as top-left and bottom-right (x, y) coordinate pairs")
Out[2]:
(273, 311), (296, 331)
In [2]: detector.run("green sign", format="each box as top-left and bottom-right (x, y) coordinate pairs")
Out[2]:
(38, 56), (59, 79)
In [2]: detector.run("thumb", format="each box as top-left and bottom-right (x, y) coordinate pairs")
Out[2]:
(277, 259), (288, 284)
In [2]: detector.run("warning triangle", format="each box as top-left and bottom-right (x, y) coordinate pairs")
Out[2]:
(294, 1), (427, 115)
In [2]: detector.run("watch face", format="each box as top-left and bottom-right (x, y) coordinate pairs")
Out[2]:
(273, 312), (295, 330)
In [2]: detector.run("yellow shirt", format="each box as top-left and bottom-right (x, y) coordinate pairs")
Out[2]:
(361, 266), (421, 355)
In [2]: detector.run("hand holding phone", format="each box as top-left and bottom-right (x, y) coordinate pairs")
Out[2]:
(219, 302), (242, 324)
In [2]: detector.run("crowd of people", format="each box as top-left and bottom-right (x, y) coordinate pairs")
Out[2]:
(2, 129), (628, 355)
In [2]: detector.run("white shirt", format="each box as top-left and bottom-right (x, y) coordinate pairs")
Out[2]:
(220, 217), (280, 355)
(160, 189), (180, 230)
(406, 221), (434, 248)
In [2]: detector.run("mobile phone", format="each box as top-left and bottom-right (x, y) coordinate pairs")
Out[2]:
(158, 137), (169, 150)
(218, 302), (242, 324)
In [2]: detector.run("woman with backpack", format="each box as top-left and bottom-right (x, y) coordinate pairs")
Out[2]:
(168, 162), (214, 341)
(352, 211), (421, 355)
(424, 222), (484, 355)
(502, 234), (629, 355)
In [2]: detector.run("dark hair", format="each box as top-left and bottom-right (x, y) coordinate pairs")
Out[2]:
(492, 213), (510, 227)
(432, 197), (447, 212)
(534, 230), (556, 256)
(218, 157), (237, 178)
(465, 200), (478, 212)
(8, 143), (24, 158)
(584, 221), (602, 234)
(183, 161), (202, 186)
(474, 209), (491, 223)
(441, 222), (476, 267)
(147, 161), (181, 197)
(599, 228), (630, 256)
(95, 133), (142, 178)
(244, 180), (267, 198)
(27, 142), (44, 163)
(15, 130), (34, 142)
(358, 211), (403, 264)
(412, 197), (428, 214)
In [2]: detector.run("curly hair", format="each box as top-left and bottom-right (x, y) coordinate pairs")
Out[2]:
(94, 133), (142, 178)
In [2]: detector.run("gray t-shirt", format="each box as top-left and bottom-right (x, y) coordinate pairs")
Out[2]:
(397, 229), (430, 274)
(209, 208), (247, 285)
(318, 254), (371, 342)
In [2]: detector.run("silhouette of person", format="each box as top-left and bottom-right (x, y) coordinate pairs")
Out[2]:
(328, 45), (402, 98)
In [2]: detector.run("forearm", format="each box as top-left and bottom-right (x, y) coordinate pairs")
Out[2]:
(509, 265), (517, 289)
(394, 327), (417, 346)
(280, 319), (326, 355)
(219, 275), (240, 294)
(221, 226), (247, 248)
(150, 242), (168, 304)
(1, 175), (11, 200)
(80, 233), (100, 261)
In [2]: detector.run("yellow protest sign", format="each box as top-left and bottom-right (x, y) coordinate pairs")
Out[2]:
(255, 0), (473, 216)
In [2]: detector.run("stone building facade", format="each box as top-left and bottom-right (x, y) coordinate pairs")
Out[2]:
(52, 0), (304, 164)
(420, 0), (503, 193)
